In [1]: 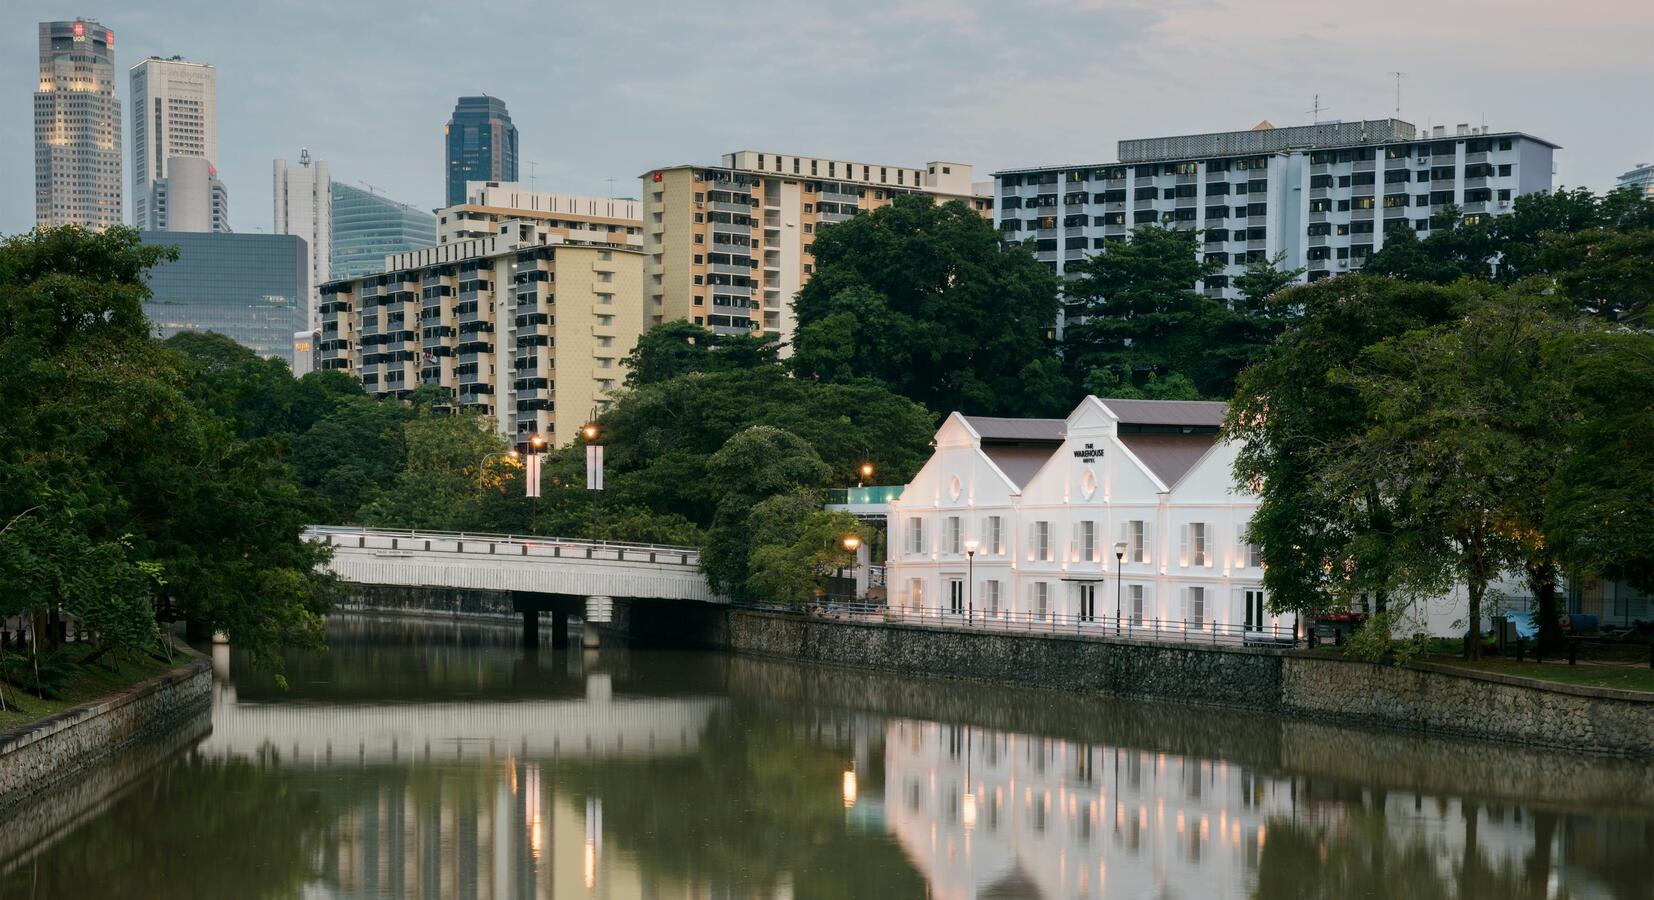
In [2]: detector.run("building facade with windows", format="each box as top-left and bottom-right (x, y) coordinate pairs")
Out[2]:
(445, 96), (517, 207)
(994, 119), (1557, 315)
(641, 152), (992, 343)
(274, 149), (331, 328)
(329, 182), (439, 281)
(139, 231), (307, 364)
(439, 183), (641, 250)
(130, 55), (221, 230)
(316, 219), (643, 446)
(35, 19), (122, 230)
(885, 397), (1282, 638)
(1616, 162), (1654, 200)
(142, 155), (231, 233)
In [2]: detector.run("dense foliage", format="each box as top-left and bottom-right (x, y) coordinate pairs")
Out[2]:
(0, 227), (334, 687)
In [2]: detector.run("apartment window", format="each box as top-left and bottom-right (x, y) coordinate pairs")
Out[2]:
(1129, 585), (1145, 625)
(1032, 582), (1050, 620)
(1186, 586), (1206, 629)
(946, 515), (962, 555)
(1498, 164), (1512, 177)
(1033, 521), (1051, 561)
(986, 515), (1004, 556)
(908, 517), (926, 555)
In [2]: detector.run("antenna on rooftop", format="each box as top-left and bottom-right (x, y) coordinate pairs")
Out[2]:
(1388, 72), (1405, 118)
(1307, 94), (1332, 124)
(360, 181), (382, 195)
(528, 160), (539, 192)
(606, 178), (617, 199)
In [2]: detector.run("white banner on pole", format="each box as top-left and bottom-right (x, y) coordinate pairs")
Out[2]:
(525, 452), (541, 498)
(586, 444), (604, 491)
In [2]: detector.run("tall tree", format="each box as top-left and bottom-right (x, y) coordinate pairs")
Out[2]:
(622, 320), (780, 387)
(1061, 225), (1244, 398)
(699, 426), (831, 599)
(791, 194), (1062, 416)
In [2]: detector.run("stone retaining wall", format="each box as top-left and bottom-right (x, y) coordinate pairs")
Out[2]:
(0, 652), (212, 820)
(706, 608), (1654, 756)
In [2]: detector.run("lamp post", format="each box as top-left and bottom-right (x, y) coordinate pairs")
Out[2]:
(857, 462), (874, 488)
(581, 421), (600, 544)
(842, 534), (862, 605)
(964, 539), (979, 625)
(1114, 541), (1127, 635)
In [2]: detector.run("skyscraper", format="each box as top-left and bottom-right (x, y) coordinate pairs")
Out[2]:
(139, 231), (307, 365)
(444, 96), (517, 206)
(35, 19), (122, 230)
(329, 183), (438, 280)
(131, 55), (226, 231)
(274, 149), (331, 328)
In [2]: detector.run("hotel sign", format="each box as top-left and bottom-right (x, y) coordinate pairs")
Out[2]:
(1073, 442), (1105, 464)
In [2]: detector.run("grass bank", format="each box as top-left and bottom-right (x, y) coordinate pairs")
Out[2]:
(0, 649), (183, 731)
(1424, 656), (1654, 693)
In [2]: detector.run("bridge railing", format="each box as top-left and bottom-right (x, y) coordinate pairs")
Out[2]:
(305, 526), (701, 567)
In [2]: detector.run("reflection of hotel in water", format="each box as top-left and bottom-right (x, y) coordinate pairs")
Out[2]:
(876, 718), (1594, 900)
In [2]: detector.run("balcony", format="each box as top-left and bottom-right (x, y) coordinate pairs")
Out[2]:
(817, 210), (853, 224)
(711, 262), (754, 276)
(1464, 151), (1489, 165)
(819, 189), (859, 204)
(1175, 196), (1196, 209)
(1308, 233), (1328, 247)
(1463, 176), (1489, 190)
(1134, 198), (1156, 210)
(1385, 156), (1410, 170)
(1310, 163), (1331, 175)
(710, 218), (751, 234)
(710, 281), (753, 297)
(1353, 159), (1376, 172)
(1248, 215), (1267, 227)
(709, 200), (752, 214)
(1309, 210), (1329, 223)
(1310, 186), (1329, 200)
(1461, 200), (1488, 214)
(1350, 206), (1376, 220)
(1352, 183), (1376, 198)
(1104, 201), (1125, 213)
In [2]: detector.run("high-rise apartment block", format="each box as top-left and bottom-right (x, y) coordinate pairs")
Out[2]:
(35, 19), (122, 230)
(642, 152), (992, 341)
(1617, 163), (1654, 200)
(445, 96), (518, 207)
(274, 149), (332, 327)
(440, 182), (642, 250)
(994, 119), (1557, 308)
(317, 216), (643, 446)
(131, 55), (226, 231)
(330, 183), (438, 281)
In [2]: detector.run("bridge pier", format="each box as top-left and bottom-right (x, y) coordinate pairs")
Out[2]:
(522, 609), (539, 649)
(552, 610), (569, 647)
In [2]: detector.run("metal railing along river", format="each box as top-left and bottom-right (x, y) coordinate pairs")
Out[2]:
(304, 526), (701, 566)
(733, 599), (1302, 648)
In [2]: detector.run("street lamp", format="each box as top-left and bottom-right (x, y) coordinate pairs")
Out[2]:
(964, 539), (979, 625)
(858, 462), (874, 487)
(581, 421), (599, 442)
(842, 534), (862, 552)
(1114, 541), (1128, 635)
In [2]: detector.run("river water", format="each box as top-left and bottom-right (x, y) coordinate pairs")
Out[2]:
(1, 615), (1650, 899)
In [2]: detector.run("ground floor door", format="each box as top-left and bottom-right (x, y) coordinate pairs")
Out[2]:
(1078, 584), (1097, 622)
(949, 579), (964, 615)
(1244, 590), (1267, 632)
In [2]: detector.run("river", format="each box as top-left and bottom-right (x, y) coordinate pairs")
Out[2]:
(1, 614), (1650, 899)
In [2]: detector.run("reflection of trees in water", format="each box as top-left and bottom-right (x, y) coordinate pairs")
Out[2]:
(0, 754), (339, 900)
(1253, 799), (1654, 900)
(550, 706), (924, 900)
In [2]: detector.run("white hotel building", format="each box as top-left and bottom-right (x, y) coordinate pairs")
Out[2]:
(885, 397), (1283, 638)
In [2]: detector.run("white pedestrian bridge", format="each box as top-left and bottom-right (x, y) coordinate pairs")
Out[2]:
(306, 526), (719, 604)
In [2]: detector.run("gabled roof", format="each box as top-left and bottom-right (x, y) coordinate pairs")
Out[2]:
(982, 446), (1058, 491)
(962, 415), (1066, 443)
(1118, 432), (1220, 487)
(1101, 398), (1228, 428)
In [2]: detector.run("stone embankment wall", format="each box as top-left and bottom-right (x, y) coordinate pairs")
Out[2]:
(0, 653), (212, 820)
(702, 609), (1654, 756)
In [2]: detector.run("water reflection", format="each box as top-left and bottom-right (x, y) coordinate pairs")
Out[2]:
(0, 615), (1650, 899)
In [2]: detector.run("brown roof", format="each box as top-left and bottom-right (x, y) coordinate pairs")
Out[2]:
(962, 415), (1067, 442)
(1118, 432), (1219, 487)
(1100, 399), (1228, 428)
(983, 445), (1061, 490)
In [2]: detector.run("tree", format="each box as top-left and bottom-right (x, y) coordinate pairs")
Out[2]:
(623, 320), (780, 387)
(356, 413), (510, 531)
(1227, 276), (1478, 627)
(1327, 289), (1562, 658)
(0, 227), (334, 670)
(1234, 252), (1306, 310)
(701, 427), (831, 599)
(743, 490), (868, 604)
(1062, 225), (1245, 398)
(791, 194), (1062, 416)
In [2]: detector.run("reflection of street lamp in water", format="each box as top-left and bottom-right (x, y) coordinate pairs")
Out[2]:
(842, 769), (858, 808)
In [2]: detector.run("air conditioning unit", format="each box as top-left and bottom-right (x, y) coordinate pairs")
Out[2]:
(1336, 258), (1350, 268)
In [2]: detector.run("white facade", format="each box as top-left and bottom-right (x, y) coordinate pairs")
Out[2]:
(144, 155), (231, 233)
(885, 397), (1285, 639)
(274, 150), (332, 328)
(130, 56), (219, 229)
(994, 118), (1558, 320)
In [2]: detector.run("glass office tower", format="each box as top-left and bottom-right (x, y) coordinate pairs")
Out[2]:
(140, 231), (307, 364)
(329, 182), (438, 280)
(444, 95), (517, 206)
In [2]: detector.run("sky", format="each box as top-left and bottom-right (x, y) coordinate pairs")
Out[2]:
(4, 0), (1652, 236)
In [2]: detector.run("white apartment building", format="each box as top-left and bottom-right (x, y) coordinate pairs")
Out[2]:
(439, 182), (641, 250)
(131, 55), (222, 230)
(886, 397), (1282, 638)
(994, 119), (1558, 315)
(35, 19), (122, 230)
(274, 149), (331, 329)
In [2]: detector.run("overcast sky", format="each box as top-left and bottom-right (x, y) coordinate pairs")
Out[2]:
(4, 0), (1651, 236)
